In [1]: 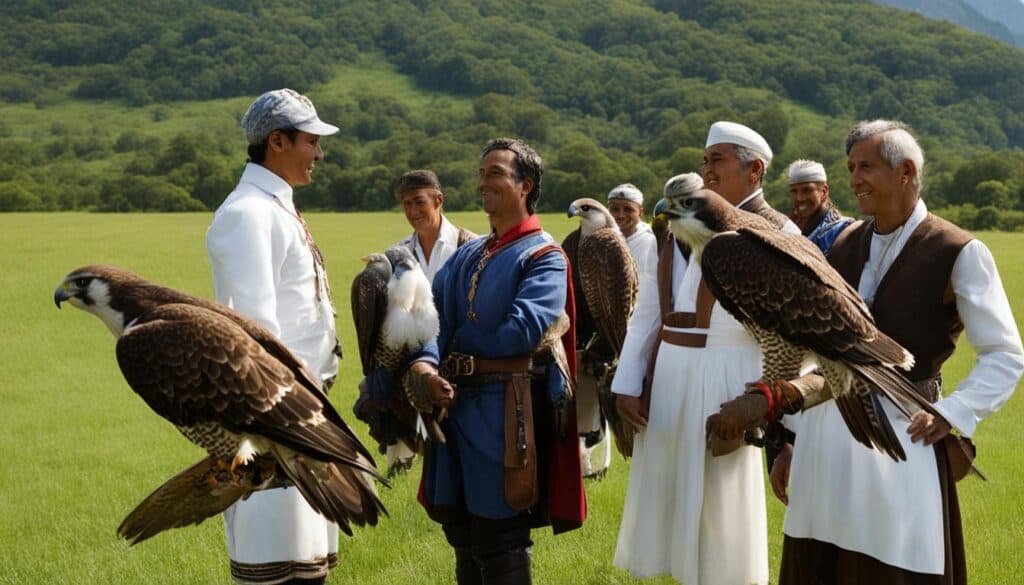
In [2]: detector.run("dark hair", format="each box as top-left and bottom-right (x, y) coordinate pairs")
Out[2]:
(247, 127), (300, 164)
(394, 169), (442, 200)
(481, 138), (543, 214)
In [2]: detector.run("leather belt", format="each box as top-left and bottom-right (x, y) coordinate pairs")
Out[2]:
(659, 328), (707, 348)
(440, 352), (532, 385)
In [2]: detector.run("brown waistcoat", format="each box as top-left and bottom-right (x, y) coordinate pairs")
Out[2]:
(828, 213), (973, 382)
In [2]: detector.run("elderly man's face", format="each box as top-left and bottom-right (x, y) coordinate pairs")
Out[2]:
(789, 182), (829, 223)
(401, 188), (443, 233)
(847, 134), (907, 218)
(702, 143), (755, 205)
(608, 199), (642, 236)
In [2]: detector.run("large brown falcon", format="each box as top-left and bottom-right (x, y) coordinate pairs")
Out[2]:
(662, 189), (940, 460)
(351, 246), (441, 474)
(565, 197), (640, 457)
(54, 265), (386, 544)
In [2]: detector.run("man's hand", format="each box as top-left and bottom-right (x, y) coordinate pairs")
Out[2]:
(705, 393), (769, 441)
(907, 411), (952, 445)
(770, 442), (793, 505)
(409, 362), (456, 409)
(616, 394), (648, 428)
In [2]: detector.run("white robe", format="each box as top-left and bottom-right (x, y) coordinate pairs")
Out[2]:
(625, 222), (658, 279)
(207, 163), (340, 582)
(783, 199), (1024, 574)
(612, 243), (768, 585)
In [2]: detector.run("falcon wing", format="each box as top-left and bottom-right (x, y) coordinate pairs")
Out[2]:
(351, 267), (389, 376)
(577, 227), (639, 355)
(702, 229), (905, 367)
(562, 228), (597, 347)
(117, 455), (255, 545)
(701, 229), (939, 458)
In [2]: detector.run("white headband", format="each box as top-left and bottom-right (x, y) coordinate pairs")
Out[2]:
(607, 184), (644, 205)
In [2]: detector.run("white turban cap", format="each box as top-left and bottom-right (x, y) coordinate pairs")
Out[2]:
(705, 121), (773, 164)
(787, 159), (827, 184)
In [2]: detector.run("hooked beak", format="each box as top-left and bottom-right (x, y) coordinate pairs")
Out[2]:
(54, 284), (73, 309)
(566, 203), (579, 218)
(393, 260), (413, 280)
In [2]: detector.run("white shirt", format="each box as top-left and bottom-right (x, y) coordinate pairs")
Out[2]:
(395, 215), (461, 284)
(625, 222), (658, 279)
(783, 198), (1023, 572)
(206, 163), (338, 382)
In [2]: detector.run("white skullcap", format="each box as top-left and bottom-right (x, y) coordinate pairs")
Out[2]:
(788, 159), (827, 184)
(607, 183), (644, 205)
(705, 121), (773, 164)
(663, 172), (704, 199)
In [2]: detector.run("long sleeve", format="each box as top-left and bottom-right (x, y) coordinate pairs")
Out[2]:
(933, 239), (1024, 437)
(611, 257), (662, 397)
(456, 250), (567, 357)
(206, 203), (281, 337)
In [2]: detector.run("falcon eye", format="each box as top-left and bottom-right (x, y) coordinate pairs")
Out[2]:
(682, 199), (695, 209)
(74, 277), (91, 288)
(581, 205), (591, 211)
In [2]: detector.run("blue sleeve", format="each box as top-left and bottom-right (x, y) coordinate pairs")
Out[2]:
(458, 250), (567, 357)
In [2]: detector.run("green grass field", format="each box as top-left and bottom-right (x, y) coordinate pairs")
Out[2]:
(1, 212), (1021, 584)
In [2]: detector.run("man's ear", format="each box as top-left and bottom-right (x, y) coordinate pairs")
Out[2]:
(267, 130), (288, 153)
(520, 178), (534, 199)
(901, 160), (916, 186)
(750, 159), (766, 184)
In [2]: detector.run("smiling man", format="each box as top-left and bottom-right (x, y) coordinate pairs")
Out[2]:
(405, 138), (586, 584)
(374, 170), (475, 473)
(759, 120), (1023, 584)
(206, 88), (344, 585)
(701, 121), (800, 234)
(786, 159), (854, 253)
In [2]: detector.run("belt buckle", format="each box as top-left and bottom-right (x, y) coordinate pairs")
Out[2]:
(447, 352), (475, 378)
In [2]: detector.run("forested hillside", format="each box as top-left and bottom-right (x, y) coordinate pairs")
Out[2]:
(1, 0), (1023, 230)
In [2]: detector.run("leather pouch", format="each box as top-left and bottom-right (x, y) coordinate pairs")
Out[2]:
(503, 375), (539, 510)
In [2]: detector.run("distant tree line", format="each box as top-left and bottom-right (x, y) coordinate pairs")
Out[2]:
(1, 0), (1023, 230)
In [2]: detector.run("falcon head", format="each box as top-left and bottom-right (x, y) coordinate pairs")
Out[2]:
(360, 253), (393, 282)
(661, 172), (739, 253)
(567, 198), (619, 237)
(382, 246), (438, 348)
(54, 265), (148, 337)
(384, 246), (417, 281)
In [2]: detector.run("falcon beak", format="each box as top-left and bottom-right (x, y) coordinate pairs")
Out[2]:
(566, 203), (579, 218)
(393, 260), (412, 279)
(54, 283), (73, 308)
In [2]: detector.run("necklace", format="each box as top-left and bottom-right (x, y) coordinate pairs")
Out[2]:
(866, 223), (906, 305)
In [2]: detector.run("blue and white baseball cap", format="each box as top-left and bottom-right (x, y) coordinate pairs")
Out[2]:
(241, 88), (339, 145)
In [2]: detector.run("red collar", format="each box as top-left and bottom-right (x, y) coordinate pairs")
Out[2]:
(486, 215), (542, 252)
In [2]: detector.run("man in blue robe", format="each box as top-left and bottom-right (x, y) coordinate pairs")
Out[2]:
(407, 138), (586, 585)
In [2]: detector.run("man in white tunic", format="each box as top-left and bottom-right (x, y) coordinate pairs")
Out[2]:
(612, 122), (798, 584)
(608, 183), (658, 278)
(207, 88), (343, 585)
(383, 169), (475, 473)
(769, 120), (1023, 584)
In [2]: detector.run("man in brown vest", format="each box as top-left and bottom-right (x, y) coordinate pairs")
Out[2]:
(718, 120), (1023, 584)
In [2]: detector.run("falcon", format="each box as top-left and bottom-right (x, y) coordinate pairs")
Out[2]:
(662, 189), (941, 461)
(565, 197), (640, 456)
(54, 265), (386, 544)
(351, 246), (442, 473)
